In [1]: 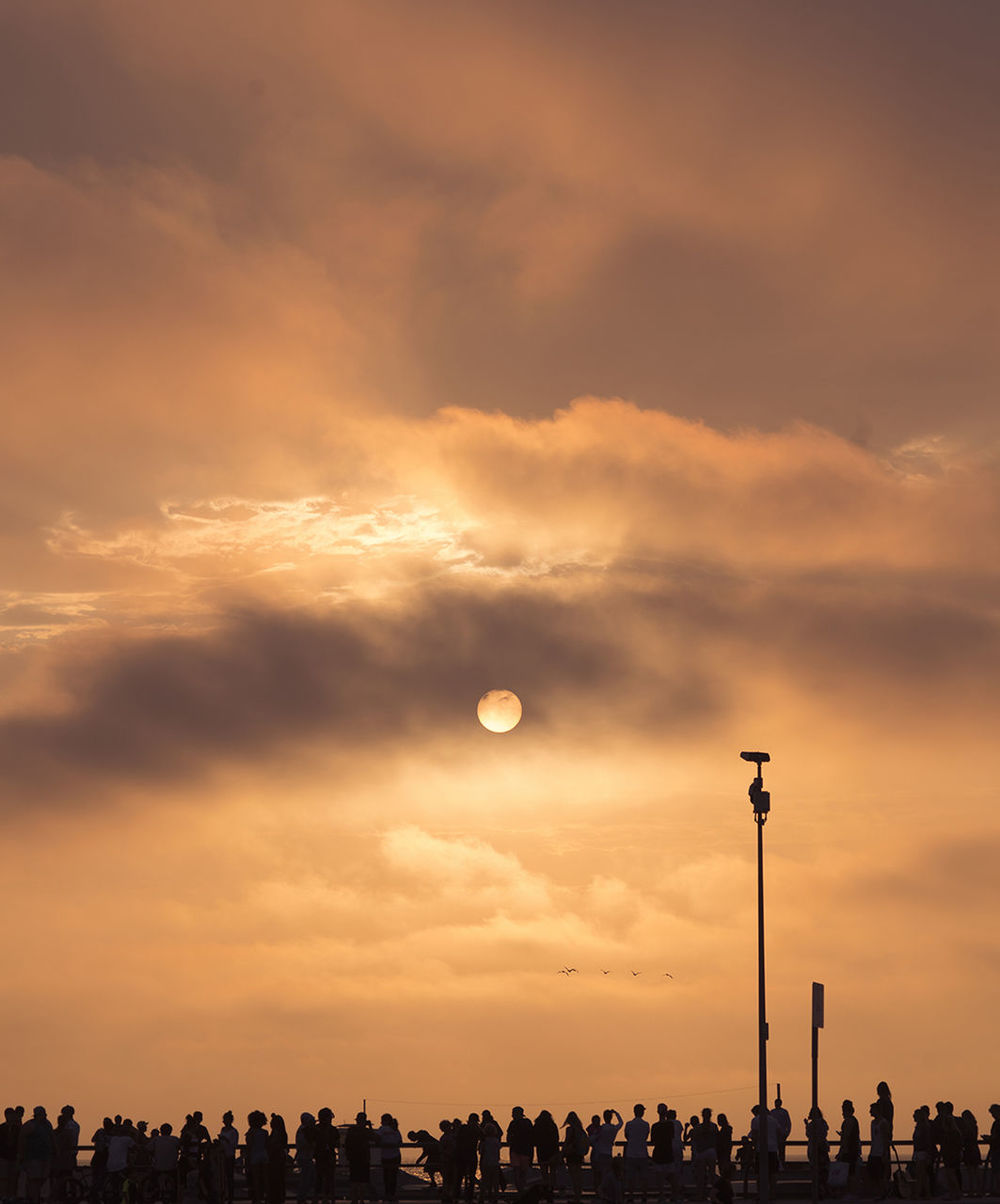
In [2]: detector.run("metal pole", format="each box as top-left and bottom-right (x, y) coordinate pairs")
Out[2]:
(811, 1026), (819, 1204)
(757, 812), (769, 1204)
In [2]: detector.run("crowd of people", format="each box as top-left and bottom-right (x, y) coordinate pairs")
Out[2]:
(0, 1086), (997, 1204)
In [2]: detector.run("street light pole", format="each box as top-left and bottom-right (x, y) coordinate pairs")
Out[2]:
(742, 751), (772, 1204)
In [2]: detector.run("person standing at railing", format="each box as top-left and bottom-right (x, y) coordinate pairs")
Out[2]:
(20, 1106), (56, 1204)
(479, 1113), (503, 1204)
(715, 1114), (733, 1182)
(218, 1112), (238, 1204)
(986, 1104), (1000, 1196)
(534, 1110), (561, 1203)
(771, 1098), (791, 1173)
(152, 1121), (181, 1204)
(457, 1114), (481, 1203)
(623, 1104), (649, 1204)
(296, 1113), (318, 1204)
(378, 1114), (403, 1204)
(804, 1107), (829, 1199)
(344, 1113), (374, 1204)
(266, 1113), (288, 1204)
(506, 1107), (534, 1194)
(53, 1106), (79, 1202)
(244, 1111), (269, 1204)
(692, 1109), (718, 1203)
(592, 1109), (624, 1194)
(835, 1100), (861, 1194)
(561, 1112), (589, 1204)
(315, 1108), (339, 1204)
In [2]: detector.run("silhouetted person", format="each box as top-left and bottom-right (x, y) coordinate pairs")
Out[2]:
(588, 1116), (603, 1185)
(244, 1112), (268, 1204)
(593, 1110), (624, 1189)
(53, 1106), (79, 1202)
(804, 1108), (829, 1198)
(936, 1103), (963, 1200)
(0, 1107), (21, 1199)
(315, 1108), (339, 1204)
(649, 1105), (675, 1204)
(534, 1110), (560, 1202)
(771, 1099), (791, 1172)
(874, 1083), (894, 1145)
(623, 1104), (649, 1204)
(219, 1112), (239, 1204)
(480, 1113), (503, 1204)
(20, 1106), (56, 1204)
(378, 1114), (402, 1204)
(911, 1106), (934, 1199)
(439, 1119), (459, 1201)
(345, 1113), (373, 1204)
(716, 1115), (733, 1180)
(266, 1114), (288, 1204)
(749, 1106), (778, 1186)
(987, 1105), (1000, 1196)
(455, 1113), (480, 1203)
(867, 1103), (889, 1198)
(693, 1109), (719, 1201)
(152, 1122), (181, 1203)
(836, 1100), (861, 1192)
(959, 1110), (982, 1196)
(408, 1129), (441, 1188)
(506, 1107), (534, 1193)
(558, 1112), (586, 1204)
(296, 1113), (317, 1204)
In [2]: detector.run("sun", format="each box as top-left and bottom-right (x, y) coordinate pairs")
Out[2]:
(477, 689), (522, 733)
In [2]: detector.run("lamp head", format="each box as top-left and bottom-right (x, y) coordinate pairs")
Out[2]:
(740, 751), (770, 765)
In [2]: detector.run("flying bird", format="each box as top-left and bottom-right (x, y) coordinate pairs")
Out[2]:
(564, 966), (578, 974)
(663, 972), (674, 979)
(630, 970), (641, 976)
(601, 969), (611, 975)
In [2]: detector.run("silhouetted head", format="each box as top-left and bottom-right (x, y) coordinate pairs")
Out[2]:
(657, 1104), (668, 1119)
(319, 1109), (333, 1124)
(193, 1112), (203, 1124)
(355, 1113), (367, 1126)
(162, 1123), (173, 1136)
(667, 1110), (677, 1121)
(774, 1098), (782, 1108)
(564, 1112), (580, 1128)
(633, 1105), (645, 1117)
(876, 1083), (891, 1100)
(718, 1114), (729, 1127)
(591, 1115), (601, 1127)
(842, 1101), (854, 1116)
(33, 1106), (46, 1121)
(61, 1106), (75, 1118)
(467, 1114), (479, 1126)
(223, 1111), (233, 1125)
(603, 1110), (614, 1123)
(869, 1103), (880, 1118)
(702, 1108), (712, 1122)
(990, 1105), (1000, 1120)
(513, 1107), (524, 1119)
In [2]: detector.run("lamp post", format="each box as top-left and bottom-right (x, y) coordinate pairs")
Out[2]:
(741, 750), (771, 1203)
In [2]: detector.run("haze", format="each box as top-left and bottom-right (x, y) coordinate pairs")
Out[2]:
(2, 1), (998, 1136)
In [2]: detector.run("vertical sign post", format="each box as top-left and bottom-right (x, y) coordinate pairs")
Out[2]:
(811, 983), (825, 1204)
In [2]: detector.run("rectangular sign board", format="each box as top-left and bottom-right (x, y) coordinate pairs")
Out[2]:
(812, 981), (825, 1029)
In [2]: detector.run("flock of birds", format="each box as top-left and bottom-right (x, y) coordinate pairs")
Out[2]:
(557, 967), (674, 978)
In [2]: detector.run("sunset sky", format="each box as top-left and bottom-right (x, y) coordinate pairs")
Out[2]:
(2, 2), (999, 1139)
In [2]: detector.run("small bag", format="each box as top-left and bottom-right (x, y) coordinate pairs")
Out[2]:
(827, 1161), (849, 1190)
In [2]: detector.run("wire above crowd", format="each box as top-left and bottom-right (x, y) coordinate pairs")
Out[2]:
(1, 1083), (998, 1204)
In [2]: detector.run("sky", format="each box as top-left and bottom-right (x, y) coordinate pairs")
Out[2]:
(2, 0), (999, 1140)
